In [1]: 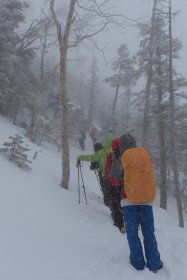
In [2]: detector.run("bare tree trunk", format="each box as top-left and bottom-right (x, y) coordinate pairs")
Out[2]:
(168, 0), (184, 227)
(112, 64), (122, 117)
(59, 47), (70, 189)
(156, 47), (168, 209)
(40, 23), (48, 81)
(111, 63), (122, 130)
(88, 55), (97, 126)
(125, 87), (131, 130)
(142, 0), (157, 146)
(50, 0), (76, 189)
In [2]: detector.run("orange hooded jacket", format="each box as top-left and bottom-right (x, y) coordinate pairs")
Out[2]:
(120, 135), (156, 204)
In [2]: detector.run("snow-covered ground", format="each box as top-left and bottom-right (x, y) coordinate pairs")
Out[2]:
(0, 115), (187, 280)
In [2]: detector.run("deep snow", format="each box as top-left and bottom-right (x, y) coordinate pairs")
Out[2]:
(0, 115), (187, 280)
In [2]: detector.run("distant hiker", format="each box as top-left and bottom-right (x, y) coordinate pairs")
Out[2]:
(78, 129), (86, 151)
(105, 138), (125, 234)
(89, 124), (98, 146)
(77, 137), (112, 207)
(113, 134), (163, 272)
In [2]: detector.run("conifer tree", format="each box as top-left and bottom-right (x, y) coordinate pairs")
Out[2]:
(0, 134), (32, 171)
(104, 44), (138, 131)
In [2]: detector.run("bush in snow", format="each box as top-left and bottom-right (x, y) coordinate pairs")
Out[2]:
(0, 134), (32, 171)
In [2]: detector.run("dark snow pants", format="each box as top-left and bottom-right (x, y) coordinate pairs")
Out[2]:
(122, 205), (161, 271)
(110, 186), (124, 229)
(99, 177), (110, 207)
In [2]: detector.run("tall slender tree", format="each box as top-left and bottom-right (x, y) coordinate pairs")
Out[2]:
(50, 0), (76, 189)
(88, 54), (99, 127)
(156, 46), (168, 209)
(168, 0), (184, 227)
(142, 0), (158, 146)
(104, 44), (137, 131)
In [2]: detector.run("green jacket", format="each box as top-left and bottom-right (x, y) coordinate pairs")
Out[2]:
(78, 136), (112, 177)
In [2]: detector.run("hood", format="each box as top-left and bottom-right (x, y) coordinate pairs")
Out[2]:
(119, 134), (137, 155)
(112, 138), (120, 151)
(103, 136), (112, 150)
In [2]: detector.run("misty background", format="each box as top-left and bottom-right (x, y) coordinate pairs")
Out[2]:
(29, 0), (187, 78)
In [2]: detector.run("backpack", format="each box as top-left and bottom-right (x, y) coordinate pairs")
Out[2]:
(121, 147), (156, 204)
(110, 158), (124, 183)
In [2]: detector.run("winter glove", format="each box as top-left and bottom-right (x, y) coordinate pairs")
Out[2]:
(90, 161), (99, 170)
(90, 164), (94, 170)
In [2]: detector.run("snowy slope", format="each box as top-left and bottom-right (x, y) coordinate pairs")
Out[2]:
(0, 115), (187, 280)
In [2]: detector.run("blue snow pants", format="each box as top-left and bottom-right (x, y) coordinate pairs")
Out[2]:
(122, 205), (161, 271)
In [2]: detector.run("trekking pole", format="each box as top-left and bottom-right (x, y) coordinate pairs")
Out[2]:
(79, 164), (88, 205)
(93, 169), (103, 199)
(94, 169), (100, 183)
(76, 160), (81, 204)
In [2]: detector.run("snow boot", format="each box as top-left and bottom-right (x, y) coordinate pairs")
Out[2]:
(151, 261), (163, 273)
(119, 225), (125, 234)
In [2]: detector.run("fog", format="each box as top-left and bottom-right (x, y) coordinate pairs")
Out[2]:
(28, 0), (187, 79)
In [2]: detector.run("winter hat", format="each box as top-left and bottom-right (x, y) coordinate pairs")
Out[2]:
(112, 138), (120, 151)
(94, 142), (103, 152)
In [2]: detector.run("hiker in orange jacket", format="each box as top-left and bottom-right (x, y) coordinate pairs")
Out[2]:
(111, 134), (163, 273)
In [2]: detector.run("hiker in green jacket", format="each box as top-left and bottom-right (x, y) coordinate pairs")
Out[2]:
(77, 136), (112, 207)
